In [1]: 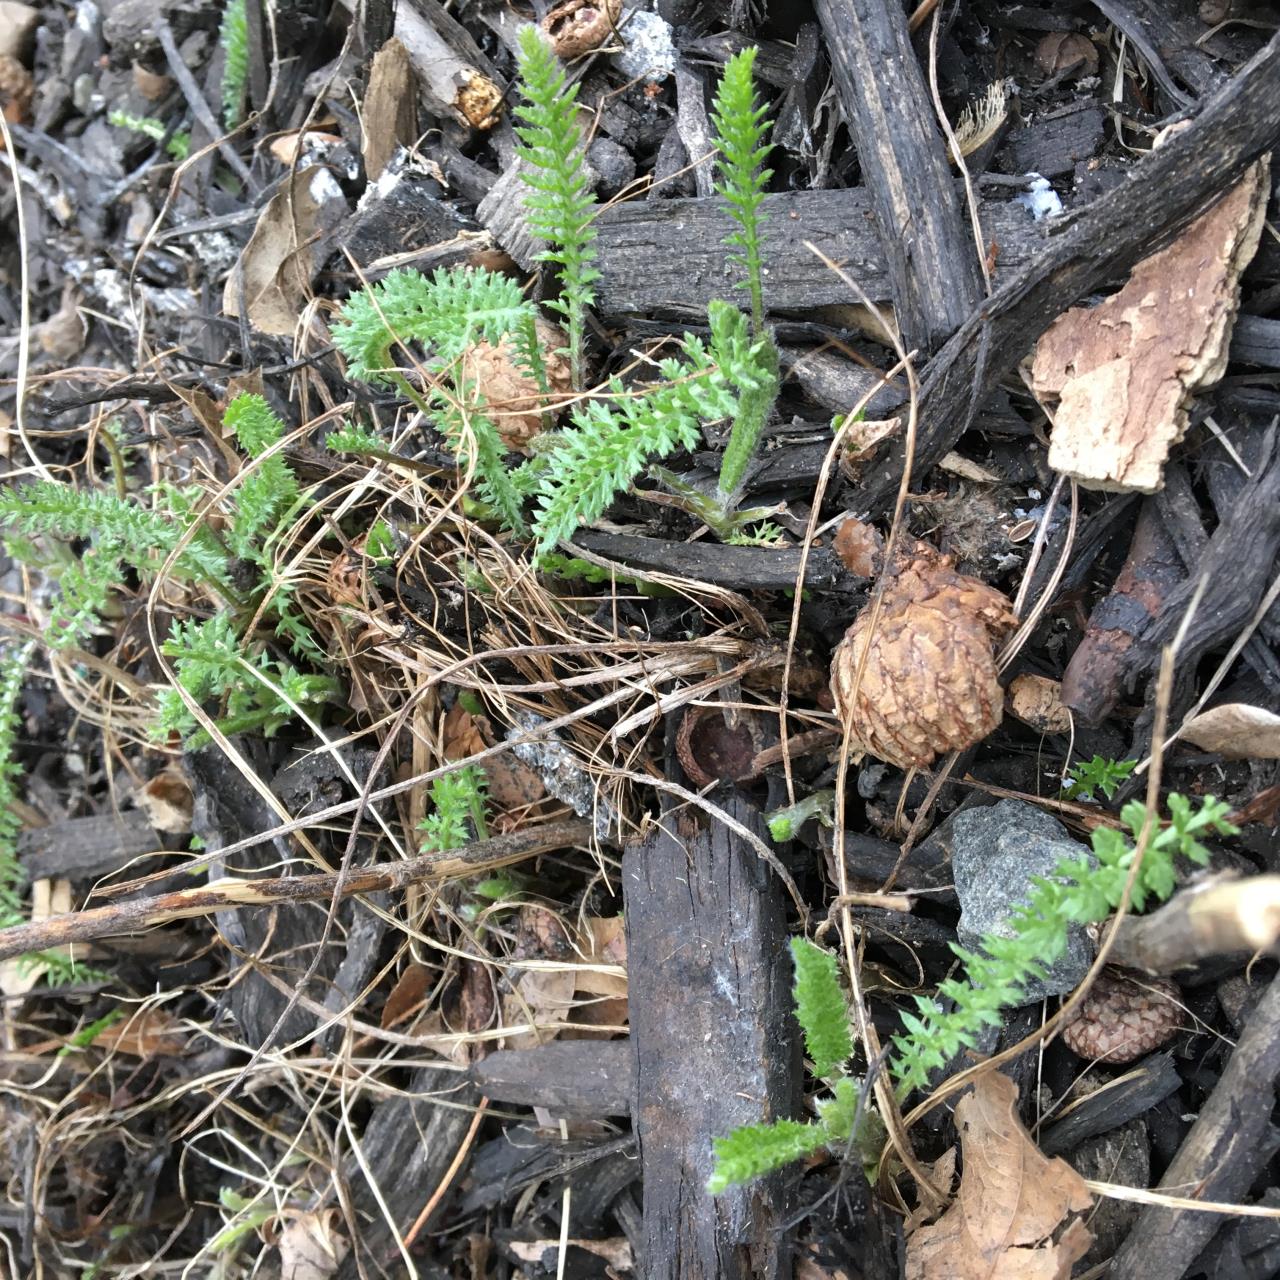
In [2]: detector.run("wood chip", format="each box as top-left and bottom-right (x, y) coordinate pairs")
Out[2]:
(361, 38), (417, 181)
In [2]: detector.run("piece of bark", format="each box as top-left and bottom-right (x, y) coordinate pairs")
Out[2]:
(813, 0), (982, 353)
(18, 811), (157, 882)
(361, 38), (418, 181)
(1039, 1052), (1182, 1157)
(593, 190), (1037, 318)
(338, 1068), (481, 1277)
(624, 797), (799, 1279)
(1121, 429), (1280, 684)
(851, 32), (1280, 518)
(1030, 153), (1268, 493)
(1060, 498), (1186, 725)
(675, 58), (715, 198)
(1111, 971), (1280, 1278)
(570, 531), (863, 591)
(471, 1040), (633, 1117)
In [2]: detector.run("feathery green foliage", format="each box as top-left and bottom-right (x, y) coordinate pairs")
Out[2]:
(791, 938), (854, 1079)
(1064, 755), (1137, 801)
(219, 0), (249, 128)
(108, 110), (190, 160)
(418, 765), (489, 852)
(711, 791), (1239, 1191)
(223, 394), (300, 559)
(513, 26), (599, 389)
(711, 47), (773, 337)
(707, 942), (865, 1192)
(530, 335), (740, 553)
(156, 614), (339, 747)
(890, 792), (1238, 1094)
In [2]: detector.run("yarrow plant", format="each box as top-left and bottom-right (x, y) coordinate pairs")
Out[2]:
(708, 791), (1238, 1191)
(330, 38), (784, 556)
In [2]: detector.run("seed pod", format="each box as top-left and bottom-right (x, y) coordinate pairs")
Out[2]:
(1061, 969), (1181, 1064)
(829, 534), (1017, 768)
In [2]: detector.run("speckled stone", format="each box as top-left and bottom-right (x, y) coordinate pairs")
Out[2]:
(951, 799), (1097, 1001)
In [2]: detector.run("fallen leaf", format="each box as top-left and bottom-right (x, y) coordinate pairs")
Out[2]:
(441, 703), (546, 813)
(268, 130), (343, 167)
(508, 1237), (632, 1269)
(905, 1071), (1093, 1280)
(502, 967), (576, 1050)
(223, 167), (347, 334)
(381, 963), (431, 1030)
(92, 1009), (189, 1058)
(1030, 151), (1268, 492)
(276, 1209), (349, 1280)
(362, 38), (417, 181)
(1180, 702), (1280, 759)
(575, 916), (627, 999)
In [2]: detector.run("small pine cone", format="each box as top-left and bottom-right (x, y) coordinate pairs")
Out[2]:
(829, 541), (1017, 768)
(1061, 969), (1181, 1064)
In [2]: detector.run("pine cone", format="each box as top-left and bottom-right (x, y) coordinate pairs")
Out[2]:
(0, 55), (33, 124)
(829, 532), (1017, 768)
(1061, 969), (1181, 1064)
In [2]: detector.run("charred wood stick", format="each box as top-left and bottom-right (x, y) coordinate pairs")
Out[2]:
(1108, 875), (1280, 975)
(1121, 430), (1280, 684)
(0, 820), (592, 964)
(625, 798), (798, 1279)
(813, 0), (982, 353)
(471, 1040), (634, 1118)
(1060, 499), (1186, 725)
(853, 31), (1280, 518)
(1111, 970), (1280, 1278)
(570, 532), (863, 591)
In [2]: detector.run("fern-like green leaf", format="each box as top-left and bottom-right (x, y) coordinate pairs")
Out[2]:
(710, 47), (773, 334)
(707, 1117), (831, 1194)
(531, 336), (741, 553)
(513, 25), (598, 388)
(790, 938), (853, 1079)
(222, 394), (301, 557)
(219, 0), (249, 128)
(0, 481), (231, 590)
(332, 267), (539, 384)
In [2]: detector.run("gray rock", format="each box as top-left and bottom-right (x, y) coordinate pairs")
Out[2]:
(951, 799), (1097, 1001)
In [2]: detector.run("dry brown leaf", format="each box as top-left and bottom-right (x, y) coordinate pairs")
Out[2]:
(361, 38), (417, 181)
(441, 703), (546, 812)
(1180, 702), (1280, 759)
(277, 1209), (349, 1280)
(1030, 153), (1268, 492)
(906, 1072), (1093, 1280)
(223, 167), (346, 334)
(381, 962), (431, 1030)
(575, 916), (627, 999)
(268, 130), (343, 167)
(92, 1009), (190, 1058)
(1008, 674), (1072, 735)
(502, 967), (577, 1050)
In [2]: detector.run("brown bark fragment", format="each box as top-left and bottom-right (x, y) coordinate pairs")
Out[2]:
(1030, 154), (1268, 492)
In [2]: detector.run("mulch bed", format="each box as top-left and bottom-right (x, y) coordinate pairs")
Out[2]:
(0, 0), (1278, 1276)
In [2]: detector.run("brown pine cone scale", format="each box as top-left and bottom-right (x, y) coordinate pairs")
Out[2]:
(1061, 969), (1181, 1064)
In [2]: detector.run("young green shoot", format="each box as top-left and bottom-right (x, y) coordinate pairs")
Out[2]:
(513, 26), (599, 389)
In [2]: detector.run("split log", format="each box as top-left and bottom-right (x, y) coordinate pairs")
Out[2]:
(813, 0), (982, 352)
(624, 797), (799, 1279)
